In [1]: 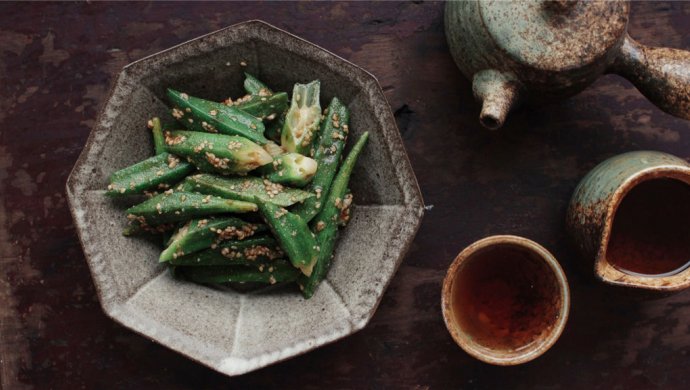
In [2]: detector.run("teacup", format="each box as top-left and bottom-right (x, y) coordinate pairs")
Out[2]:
(441, 235), (570, 365)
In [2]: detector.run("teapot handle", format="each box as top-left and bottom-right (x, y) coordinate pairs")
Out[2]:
(609, 33), (690, 120)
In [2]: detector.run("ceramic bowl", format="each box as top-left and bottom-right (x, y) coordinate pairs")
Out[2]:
(66, 20), (424, 376)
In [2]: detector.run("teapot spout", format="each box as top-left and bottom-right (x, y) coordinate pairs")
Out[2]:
(472, 70), (522, 130)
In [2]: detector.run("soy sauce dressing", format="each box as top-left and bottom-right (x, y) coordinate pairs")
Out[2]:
(452, 245), (560, 352)
(607, 179), (690, 277)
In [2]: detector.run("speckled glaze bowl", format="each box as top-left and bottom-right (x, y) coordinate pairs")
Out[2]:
(66, 20), (424, 377)
(567, 151), (690, 291)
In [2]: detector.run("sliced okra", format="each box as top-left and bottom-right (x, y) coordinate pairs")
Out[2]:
(183, 173), (313, 207)
(163, 130), (273, 175)
(338, 189), (353, 227)
(160, 217), (267, 262)
(300, 132), (369, 298)
(264, 109), (286, 143)
(236, 92), (288, 120)
(281, 80), (321, 155)
(106, 152), (194, 196)
(126, 191), (257, 225)
(179, 259), (299, 284)
(262, 141), (286, 158)
(257, 153), (318, 188)
(243, 73), (273, 96)
(167, 88), (267, 145)
(292, 97), (349, 221)
(255, 199), (319, 276)
(122, 219), (176, 237)
(169, 236), (283, 266)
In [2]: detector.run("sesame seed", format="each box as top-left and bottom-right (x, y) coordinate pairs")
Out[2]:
(171, 108), (184, 119)
(315, 221), (326, 232)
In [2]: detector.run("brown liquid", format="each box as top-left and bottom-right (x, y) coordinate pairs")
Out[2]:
(607, 179), (690, 276)
(452, 245), (561, 352)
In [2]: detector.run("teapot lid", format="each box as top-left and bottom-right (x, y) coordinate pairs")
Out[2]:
(479, 0), (629, 72)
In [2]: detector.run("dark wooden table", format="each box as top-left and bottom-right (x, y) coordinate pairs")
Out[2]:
(2, 1), (690, 388)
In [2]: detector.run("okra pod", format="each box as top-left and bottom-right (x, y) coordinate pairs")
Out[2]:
(281, 80), (321, 155)
(106, 152), (194, 196)
(160, 217), (267, 262)
(338, 190), (353, 226)
(242, 69), (285, 140)
(164, 130), (273, 175)
(264, 111), (285, 143)
(292, 97), (349, 221)
(300, 132), (369, 298)
(174, 179), (197, 193)
(255, 199), (319, 276)
(263, 141), (285, 158)
(179, 259), (299, 284)
(236, 92), (288, 120)
(167, 88), (268, 145)
(150, 117), (166, 155)
(126, 191), (257, 225)
(257, 153), (318, 188)
(122, 219), (176, 237)
(243, 73), (273, 96)
(183, 173), (313, 207)
(169, 236), (283, 266)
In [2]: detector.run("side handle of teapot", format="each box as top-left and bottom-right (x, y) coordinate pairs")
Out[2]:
(609, 34), (690, 120)
(472, 70), (522, 130)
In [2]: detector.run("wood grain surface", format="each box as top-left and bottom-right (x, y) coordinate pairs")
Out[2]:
(1, 1), (690, 389)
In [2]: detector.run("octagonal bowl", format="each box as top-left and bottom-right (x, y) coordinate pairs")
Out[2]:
(65, 20), (424, 376)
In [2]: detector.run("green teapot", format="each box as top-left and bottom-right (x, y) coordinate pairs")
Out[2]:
(445, 0), (690, 129)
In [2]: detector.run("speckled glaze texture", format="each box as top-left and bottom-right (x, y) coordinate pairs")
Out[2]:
(610, 35), (690, 120)
(566, 151), (690, 291)
(441, 235), (570, 366)
(444, 0), (690, 128)
(65, 20), (424, 377)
